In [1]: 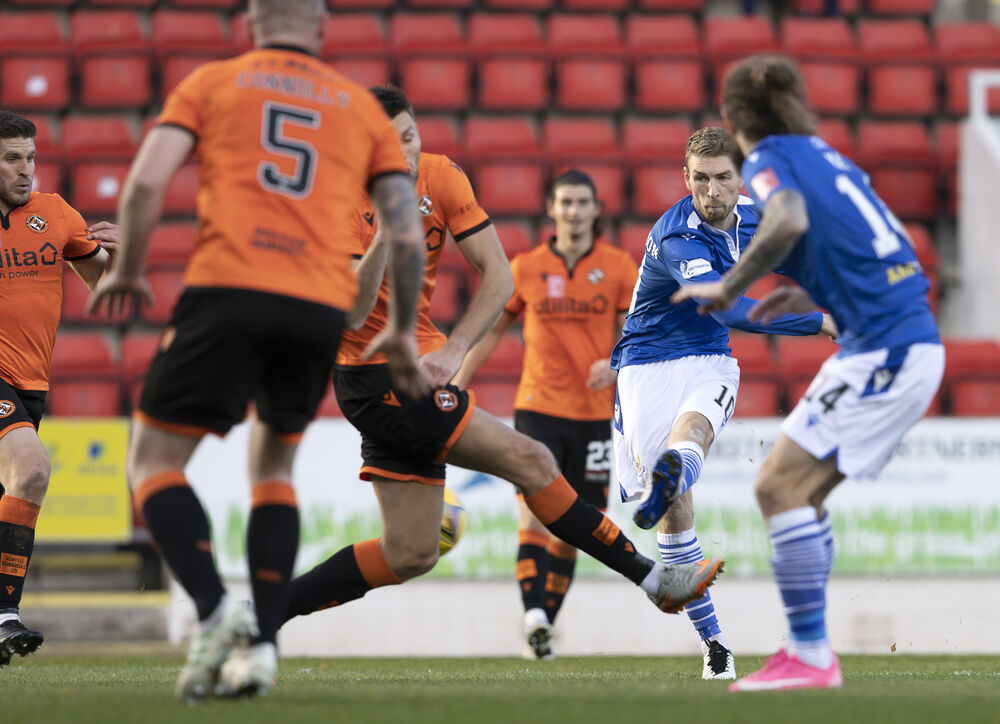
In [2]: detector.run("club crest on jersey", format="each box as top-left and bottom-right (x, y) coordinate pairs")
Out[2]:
(26, 215), (47, 233)
(417, 195), (434, 216)
(587, 268), (604, 285)
(0, 400), (15, 418)
(434, 389), (458, 412)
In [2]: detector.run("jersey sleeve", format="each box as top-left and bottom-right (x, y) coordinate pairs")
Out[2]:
(436, 158), (491, 241)
(58, 196), (99, 260)
(503, 254), (526, 316)
(743, 148), (802, 209)
(348, 205), (374, 260)
(661, 233), (723, 286)
(156, 64), (210, 136)
(616, 251), (639, 313)
(359, 93), (410, 183)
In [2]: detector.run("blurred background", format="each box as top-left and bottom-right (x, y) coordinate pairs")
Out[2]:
(2, 0), (999, 656)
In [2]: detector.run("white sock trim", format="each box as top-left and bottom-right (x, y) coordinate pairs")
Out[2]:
(669, 440), (704, 462)
(657, 527), (697, 547)
(640, 563), (665, 596)
(0, 611), (20, 626)
(767, 506), (818, 536)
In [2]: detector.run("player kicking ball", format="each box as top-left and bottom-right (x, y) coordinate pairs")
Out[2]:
(673, 55), (944, 691)
(612, 126), (835, 680)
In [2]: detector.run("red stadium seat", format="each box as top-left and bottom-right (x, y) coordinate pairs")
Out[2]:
(467, 379), (518, 417)
(856, 121), (936, 220)
(743, 273), (783, 303)
(617, 221), (652, 265)
(0, 13), (65, 50)
(61, 117), (137, 163)
(781, 17), (855, 60)
(322, 14), (386, 54)
(328, 0), (395, 8)
(543, 117), (618, 161)
(636, 0), (706, 9)
(729, 334), (781, 417)
(857, 20), (932, 64)
(790, 0), (861, 12)
(165, 0), (242, 7)
(31, 163), (63, 195)
(816, 119), (857, 159)
(561, 0), (630, 9)
(465, 116), (540, 158)
(151, 11), (229, 55)
(555, 57), (626, 112)
(473, 164), (546, 216)
(315, 381), (344, 418)
(327, 58), (391, 89)
(87, 0), (158, 6)
(148, 222), (197, 266)
(78, 54), (152, 110)
(944, 65), (1000, 116)
(935, 22), (1000, 66)
(934, 122), (958, 217)
(482, 0), (553, 8)
(159, 51), (233, 100)
(943, 339), (1000, 416)
(478, 333), (524, 377)
(70, 10), (145, 47)
(47, 380), (122, 417)
(703, 16), (778, 72)
(477, 57), (549, 111)
(390, 13), (465, 54)
(547, 14), (622, 55)
(868, 65), (937, 117)
(494, 222), (534, 259)
(0, 55), (70, 112)
(867, 0), (934, 15)
(141, 268), (186, 324)
(800, 62), (860, 115)
(868, 168), (937, 221)
(429, 267), (464, 327)
(777, 336), (838, 404)
(24, 115), (58, 158)
(62, 273), (130, 326)
(121, 333), (163, 408)
(622, 118), (692, 163)
(551, 160), (625, 217)
(857, 121), (933, 164)
(625, 15), (700, 59)
(633, 59), (705, 113)
(418, 116), (463, 161)
(406, 0), (476, 8)
(71, 162), (129, 215)
(631, 164), (690, 218)
(162, 164), (199, 217)
(50, 333), (116, 376)
(399, 56), (471, 111)
(469, 13), (545, 52)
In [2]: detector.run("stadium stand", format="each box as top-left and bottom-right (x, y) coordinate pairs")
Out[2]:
(3, 0), (994, 419)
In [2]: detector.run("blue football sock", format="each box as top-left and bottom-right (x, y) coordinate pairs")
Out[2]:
(667, 441), (704, 497)
(657, 529), (724, 644)
(768, 506), (832, 670)
(817, 510), (834, 581)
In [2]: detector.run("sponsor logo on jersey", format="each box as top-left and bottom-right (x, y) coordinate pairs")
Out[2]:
(417, 195), (434, 216)
(26, 215), (47, 233)
(750, 167), (780, 201)
(587, 268), (604, 285)
(532, 294), (609, 316)
(644, 235), (659, 260)
(434, 389), (458, 412)
(0, 241), (58, 270)
(679, 258), (712, 279)
(0, 400), (15, 418)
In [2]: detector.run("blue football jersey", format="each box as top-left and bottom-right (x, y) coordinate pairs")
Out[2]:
(742, 135), (939, 355)
(611, 194), (822, 369)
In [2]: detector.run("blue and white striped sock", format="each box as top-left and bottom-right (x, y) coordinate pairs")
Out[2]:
(657, 529), (725, 645)
(817, 510), (834, 581)
(769, 506), (832, 670)
(667, 441), (704, 498)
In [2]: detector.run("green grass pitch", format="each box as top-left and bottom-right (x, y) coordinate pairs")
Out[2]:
(3, 655), (998, 723)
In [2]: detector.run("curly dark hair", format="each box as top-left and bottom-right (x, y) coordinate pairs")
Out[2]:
(722, 54), (816, 142)
(370, 84), (414, 119)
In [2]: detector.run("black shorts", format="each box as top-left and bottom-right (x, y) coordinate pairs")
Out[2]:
(333, 363), (475, 485)
(0, 376), (45, 439)
(514, 410), (611, 508)
(139, 287), (345, 438)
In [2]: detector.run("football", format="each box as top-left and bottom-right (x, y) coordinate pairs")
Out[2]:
(439, 487), (467, 555)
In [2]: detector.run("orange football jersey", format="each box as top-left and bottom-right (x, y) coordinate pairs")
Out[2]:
(336, 153), (491, 365)
(156, 47), (409, 311)
(0, 192), (98, 390)
(505, 241), (638, 421)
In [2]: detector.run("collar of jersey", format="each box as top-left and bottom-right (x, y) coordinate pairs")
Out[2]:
(261, 44), (317, 57)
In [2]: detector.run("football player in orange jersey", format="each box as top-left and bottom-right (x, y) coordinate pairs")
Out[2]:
(453, 170), (638, 659)
(0, 111), (120, 667)
(283, 89), (723, 632)
(88, 0), (427, 700)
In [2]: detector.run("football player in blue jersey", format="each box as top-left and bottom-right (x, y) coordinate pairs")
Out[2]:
(611, 126), (835, 680)
(673, 55), (944, 692)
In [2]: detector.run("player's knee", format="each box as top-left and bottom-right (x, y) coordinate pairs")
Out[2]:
(5, 464), (50, 502)
(509, 438), (559, 494)
(389, 545), (440, 581)
(753, 473), (789, 516)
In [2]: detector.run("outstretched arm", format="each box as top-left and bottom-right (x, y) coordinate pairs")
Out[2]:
(451, 310), (517, 389)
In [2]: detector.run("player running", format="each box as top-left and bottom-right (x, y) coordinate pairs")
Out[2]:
(453, 170), (637, 660)
(672, 55), (944, 691)
(283, 88), (723, 630)
(88, 0), (427, 700)
(613, 126), (834, 680)
(0, 111), (119, 667)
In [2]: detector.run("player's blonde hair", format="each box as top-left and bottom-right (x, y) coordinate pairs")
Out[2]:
(722, 54), (816, 142)
(684, 127), (741, 169)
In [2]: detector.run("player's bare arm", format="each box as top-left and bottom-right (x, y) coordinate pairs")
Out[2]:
(586, 309), (627, 390)
(67, 221), (119, 291)
(423, 225), (513, 387)
(671, 189), (809, 312)
(363, 171), (429, 399)
(346, 217), (389, 331)
(87, 126), (194, 316)
(451, 310), (517, 389)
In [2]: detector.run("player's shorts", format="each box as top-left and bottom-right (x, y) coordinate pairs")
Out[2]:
(613, 354), (740, 502)
(515, 410), (612, 508)
(333, 363), (475, 485)
(782, 342), (944, 478)
(139, 287), (345, 439)
(0, 376), (46, 440)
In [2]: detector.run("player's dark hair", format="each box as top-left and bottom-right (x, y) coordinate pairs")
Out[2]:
(685, 127), (742, 170)
(0, 111), (36, 141)
(370, 84), (414, 119)
(722, 54), (816, 142)
(548, 169), (604, 239)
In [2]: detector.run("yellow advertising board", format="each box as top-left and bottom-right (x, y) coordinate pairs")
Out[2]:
(35, 418), (132, 543)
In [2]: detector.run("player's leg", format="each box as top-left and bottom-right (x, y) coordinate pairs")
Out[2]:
(516, 501), (555, 660)
(446, 408), (722, 613)
(0, 421), (48, 665)
(655, 412), (735, 679)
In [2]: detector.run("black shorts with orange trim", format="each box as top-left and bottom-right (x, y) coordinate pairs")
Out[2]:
(139, 287), (345, 437)
(333, 363), (475, 485)
(514, 410), (611, 508)
(0, 377), (45, 439)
